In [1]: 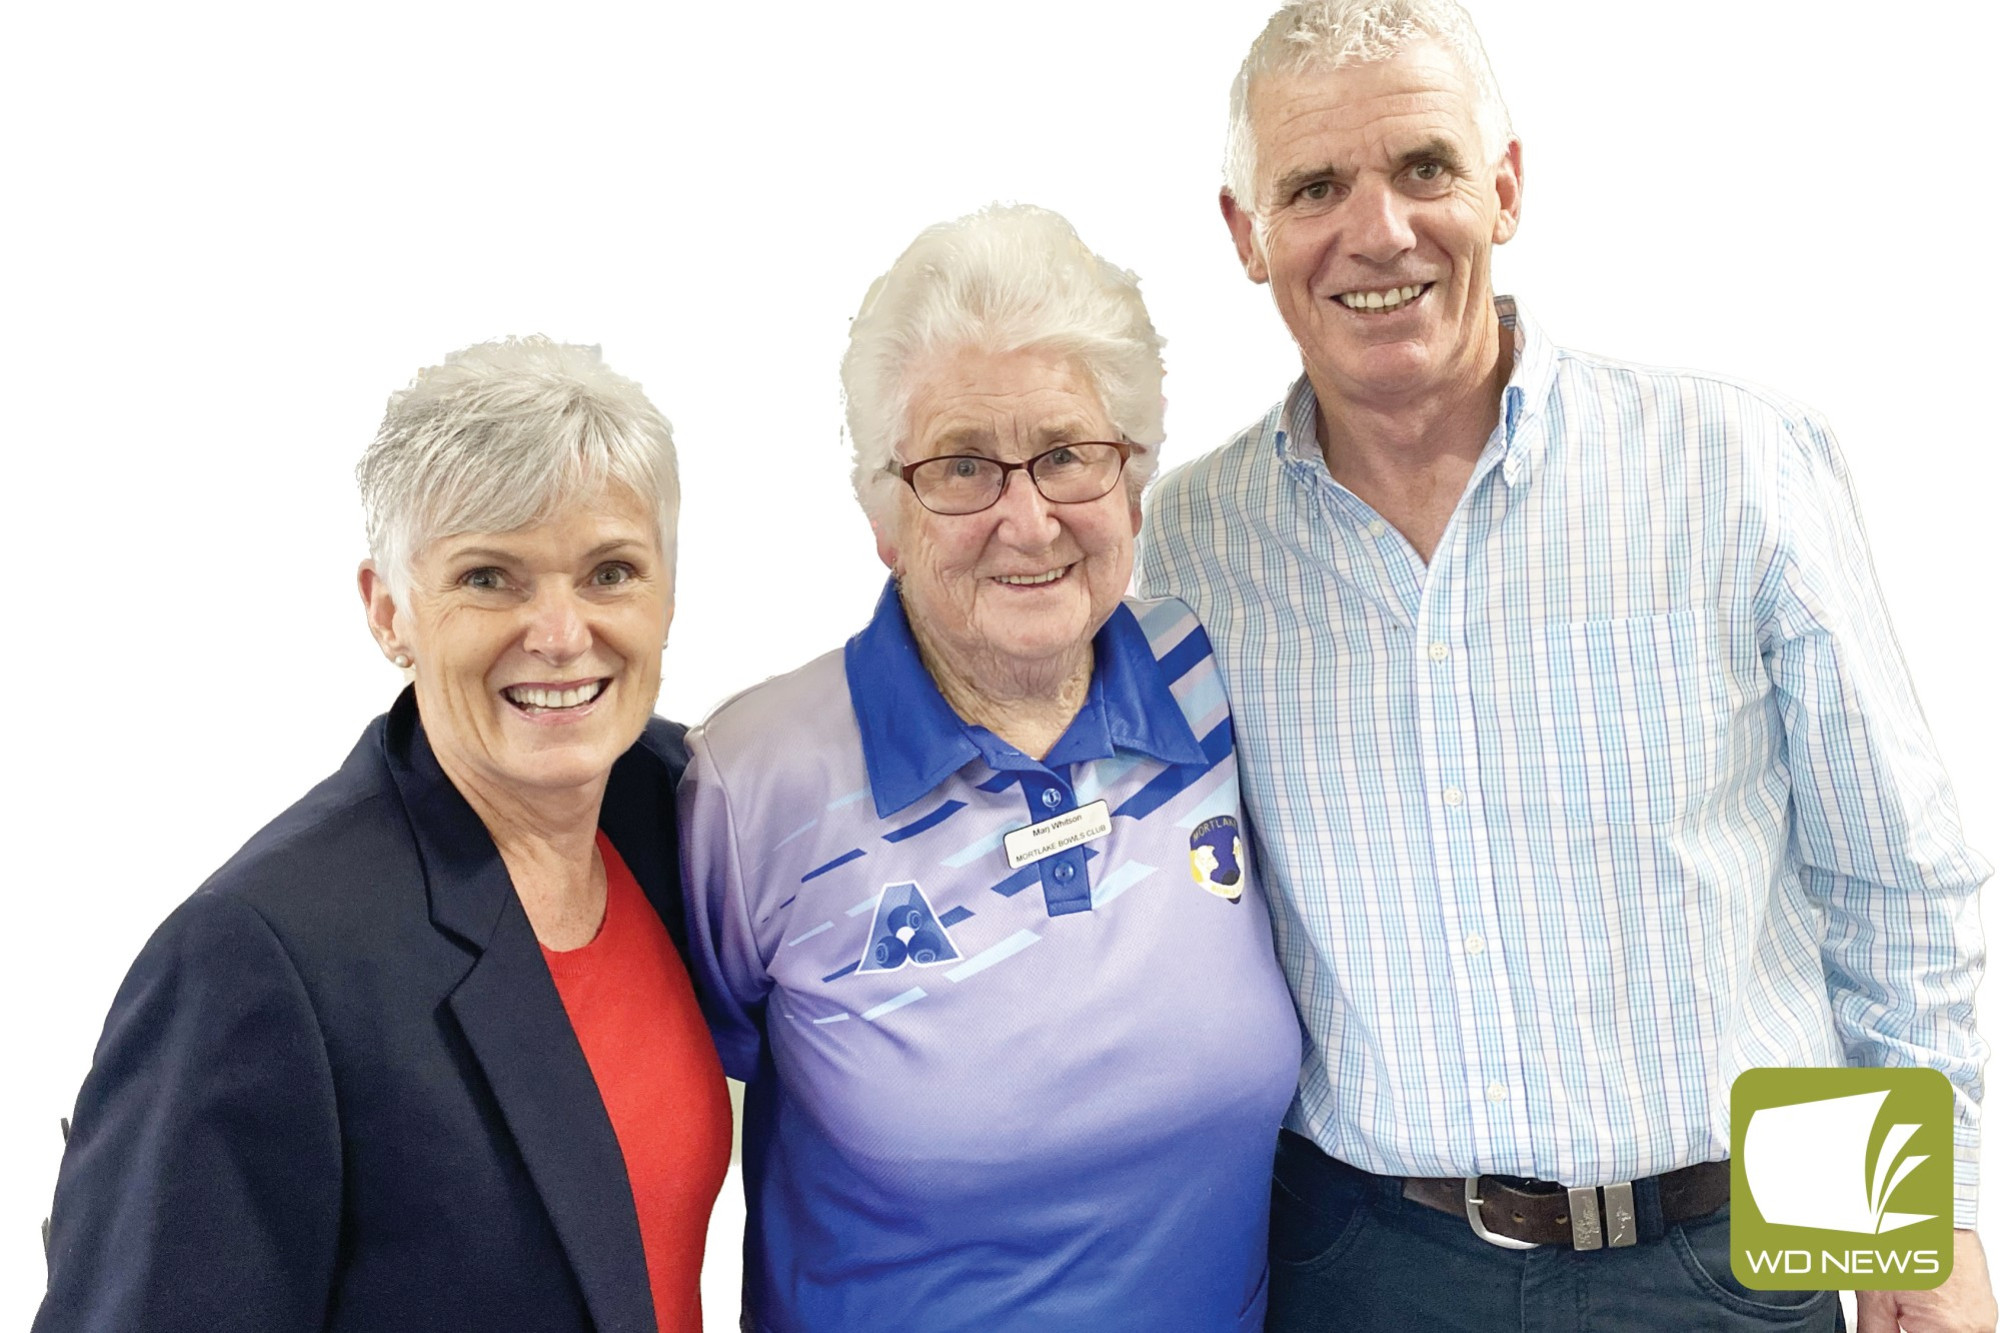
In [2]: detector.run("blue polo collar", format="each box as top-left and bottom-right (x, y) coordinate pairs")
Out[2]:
(845, 578), (1205, 818)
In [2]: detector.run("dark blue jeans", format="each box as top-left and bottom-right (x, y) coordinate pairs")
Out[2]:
(1266, 1132), (1843, 1332)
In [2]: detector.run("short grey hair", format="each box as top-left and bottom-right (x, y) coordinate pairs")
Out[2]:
(842, 203), (1167, 524)
(1224, 0), (1514, 212)
(357, 337), (680, 597)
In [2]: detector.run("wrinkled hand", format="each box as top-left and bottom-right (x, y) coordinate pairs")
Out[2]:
(1856, 1230), (1997, 1332)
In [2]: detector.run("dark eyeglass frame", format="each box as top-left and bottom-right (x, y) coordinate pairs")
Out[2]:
(892, 440), (1133, 516)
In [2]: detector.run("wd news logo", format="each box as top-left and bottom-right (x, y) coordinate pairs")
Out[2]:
(1730, 1068), (1953, 1291)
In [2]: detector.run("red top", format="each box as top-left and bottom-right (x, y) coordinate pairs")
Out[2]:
(543, 833), (732, 1333)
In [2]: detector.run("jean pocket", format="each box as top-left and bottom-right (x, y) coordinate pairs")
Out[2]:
(1671, 1208), (1837, 1321)
(1268, 1165), (1371, 1272)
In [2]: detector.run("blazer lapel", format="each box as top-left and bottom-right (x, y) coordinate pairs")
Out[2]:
(382, 693), (657, 1333)
(598, 717), (690, 958)
(448, 914), (657, 1333)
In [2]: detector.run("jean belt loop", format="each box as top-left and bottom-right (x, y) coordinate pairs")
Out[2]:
(1632, 1174), (1669, 1244)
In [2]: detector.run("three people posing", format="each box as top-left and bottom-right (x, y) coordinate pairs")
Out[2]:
(34, 2), (1994, 1331)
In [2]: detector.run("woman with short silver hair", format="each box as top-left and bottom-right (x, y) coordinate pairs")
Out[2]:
(683, 205), (1299, 1332)
(38, 338), (730, 1333)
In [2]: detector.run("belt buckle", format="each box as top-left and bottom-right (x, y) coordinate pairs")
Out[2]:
(1462, 1178), (1641, 1251)
(1462, 1178), (1538, 1249)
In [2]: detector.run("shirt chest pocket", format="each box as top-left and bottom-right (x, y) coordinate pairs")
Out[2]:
(1513, 609), (1728, 826)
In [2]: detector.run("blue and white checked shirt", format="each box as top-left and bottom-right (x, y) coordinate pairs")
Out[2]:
(1137, 298), (1991, 1224)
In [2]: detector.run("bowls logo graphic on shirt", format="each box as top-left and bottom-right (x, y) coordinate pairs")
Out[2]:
(857, 881), (963, 973)
(1188, 817), (1245, 902)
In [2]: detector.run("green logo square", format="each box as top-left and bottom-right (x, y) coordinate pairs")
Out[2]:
(1730, 1067), (1953, 1291)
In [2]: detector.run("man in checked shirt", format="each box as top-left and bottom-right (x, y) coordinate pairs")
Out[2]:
(1136, 1), (1994, 1329)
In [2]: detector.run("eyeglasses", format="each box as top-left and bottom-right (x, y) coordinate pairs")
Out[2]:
(893, 441), (1132, 516)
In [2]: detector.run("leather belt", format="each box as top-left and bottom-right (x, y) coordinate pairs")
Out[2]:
(1400, 1160), (1730, 1250)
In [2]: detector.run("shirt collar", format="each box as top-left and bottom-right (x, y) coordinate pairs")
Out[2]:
(1494, 295), (1559, 488)
(1269, 294), (1560, 491)
(845, 578), (1205, 818)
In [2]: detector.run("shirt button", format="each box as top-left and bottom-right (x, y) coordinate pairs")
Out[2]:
(1040, 788), (1063, 811)
(1465, 933), (1486, 956)
(1443, 786), (1464, 808)
(1367, 519), (1387, 537)
(1487, 1081), (1508, 1103)
(1428, 641), (1450, 662)
(1052, 862), (1075, 884)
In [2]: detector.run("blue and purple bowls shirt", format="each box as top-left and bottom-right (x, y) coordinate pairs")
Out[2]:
(682, 582), (1302, 1332)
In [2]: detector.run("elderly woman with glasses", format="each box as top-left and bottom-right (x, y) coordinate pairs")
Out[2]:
(681, 206), (1300, 1333)
(37, 340), (730, 1333)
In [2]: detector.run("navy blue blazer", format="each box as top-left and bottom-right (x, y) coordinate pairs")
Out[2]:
(36, 690), (694, 1333)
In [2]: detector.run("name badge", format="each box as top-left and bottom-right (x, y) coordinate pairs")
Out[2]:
(1003, 799), (1111, 869)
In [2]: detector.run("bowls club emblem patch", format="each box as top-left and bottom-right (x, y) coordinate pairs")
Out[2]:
(1189, 817), (1244, 901)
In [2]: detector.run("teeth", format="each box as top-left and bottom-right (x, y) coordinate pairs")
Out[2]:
(995, 570), (1065, 586)
(504, 681), (605, 710)
(1339, 283), (1427, 311)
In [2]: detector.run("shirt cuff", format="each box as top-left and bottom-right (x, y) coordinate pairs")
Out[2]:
(1954, 1121), (1980, 1229)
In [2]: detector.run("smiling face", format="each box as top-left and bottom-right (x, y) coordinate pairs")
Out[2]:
(1225, 41), (1522, 412)
(876, 345), (1137, 697)
(362, 485), (671, 811)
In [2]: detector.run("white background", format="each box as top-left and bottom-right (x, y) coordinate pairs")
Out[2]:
(3, 0), (1995, 1323)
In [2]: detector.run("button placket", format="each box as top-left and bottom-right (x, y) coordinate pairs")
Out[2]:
(1021, 773), (1092, 915)
(1412, 494), (1528, 1160)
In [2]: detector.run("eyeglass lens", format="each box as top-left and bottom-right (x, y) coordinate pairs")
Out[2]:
(909, 443), (1125, 515)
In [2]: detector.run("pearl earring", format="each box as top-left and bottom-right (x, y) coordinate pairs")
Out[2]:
(393, 654), (412, 668)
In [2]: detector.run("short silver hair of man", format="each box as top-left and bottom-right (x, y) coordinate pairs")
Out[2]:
(357, 336), (680, 598)
(843, 203), (1167, 526)
(1224, 0), (1514, 213)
